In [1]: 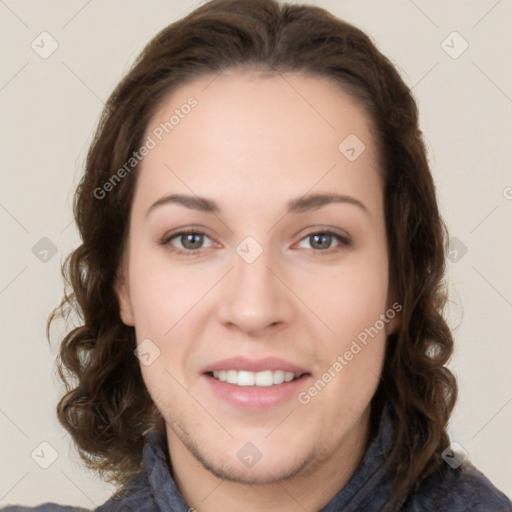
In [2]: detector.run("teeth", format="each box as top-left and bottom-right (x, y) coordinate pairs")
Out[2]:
(226, 369), (237, 384)
(238, 371), (255, 386)
(273, 369), (285, 385)
(212, 369), (299, 386)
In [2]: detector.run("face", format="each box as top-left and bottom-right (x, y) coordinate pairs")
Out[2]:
(115, 70), (400, 484)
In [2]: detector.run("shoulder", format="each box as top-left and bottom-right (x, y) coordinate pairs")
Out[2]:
(0, 474), (149, 512)
(93, 472), (153, 511)
(0, 505), (88, 512)
(405, 460), (512, 511)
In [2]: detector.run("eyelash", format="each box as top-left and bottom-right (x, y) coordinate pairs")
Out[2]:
(160, 229), (351, 257)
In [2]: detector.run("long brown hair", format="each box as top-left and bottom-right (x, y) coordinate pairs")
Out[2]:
(49, 0), (457, 503)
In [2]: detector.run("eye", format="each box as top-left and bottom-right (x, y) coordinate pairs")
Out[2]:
(160, 229), (350, 256)
(295, 231), (350, 253)
(162, 230), (215, 254)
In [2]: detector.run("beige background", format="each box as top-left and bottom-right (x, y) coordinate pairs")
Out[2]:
(1, 0), (511, 507)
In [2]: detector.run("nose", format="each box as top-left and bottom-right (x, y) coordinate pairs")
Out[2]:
(216, 246), (294, 336)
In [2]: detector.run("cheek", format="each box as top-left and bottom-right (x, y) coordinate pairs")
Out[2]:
(126, 247), (222, 383)
(302, 303), (387, 417)
(294, 246), (390, 400)
(127, 246), (211, 335)
(297, 252), (390, 338)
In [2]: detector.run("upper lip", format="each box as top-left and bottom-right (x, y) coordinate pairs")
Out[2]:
(201, 357), (309, 375)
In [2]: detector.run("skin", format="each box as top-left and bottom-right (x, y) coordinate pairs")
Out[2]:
(115, 69), (400, 512)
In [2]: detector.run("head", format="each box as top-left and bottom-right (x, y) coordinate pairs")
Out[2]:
(50, 0), (456, 503)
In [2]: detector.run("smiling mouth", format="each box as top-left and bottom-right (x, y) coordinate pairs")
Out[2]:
(207, 369), (307, 387)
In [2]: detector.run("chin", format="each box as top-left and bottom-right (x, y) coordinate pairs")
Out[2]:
(179, 426), (317, 484)
(203, 451), (316, 485)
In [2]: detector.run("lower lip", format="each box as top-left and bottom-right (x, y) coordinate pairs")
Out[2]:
(203, 373), (311, 410)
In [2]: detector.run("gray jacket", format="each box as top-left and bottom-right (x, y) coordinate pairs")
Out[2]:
(3, 409), (511, 511)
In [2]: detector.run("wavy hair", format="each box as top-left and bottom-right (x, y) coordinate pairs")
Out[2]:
(48, 0), (457, 503)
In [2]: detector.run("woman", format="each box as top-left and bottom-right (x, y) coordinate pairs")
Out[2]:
(3, 0), (510, 510)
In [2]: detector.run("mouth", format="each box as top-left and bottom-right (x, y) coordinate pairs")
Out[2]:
(207, 369), (306, 387)
(201, 357), (312, 409)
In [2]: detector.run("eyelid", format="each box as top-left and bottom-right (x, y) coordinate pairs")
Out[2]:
(292, 225), (352, 244)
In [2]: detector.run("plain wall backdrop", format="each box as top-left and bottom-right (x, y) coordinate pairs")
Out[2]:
(1, 0), (511, 507)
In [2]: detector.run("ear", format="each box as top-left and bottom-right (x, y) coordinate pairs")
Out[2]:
(113, 263), (135, 326)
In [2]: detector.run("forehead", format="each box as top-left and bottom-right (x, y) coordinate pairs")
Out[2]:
(134, 70), (382, 216)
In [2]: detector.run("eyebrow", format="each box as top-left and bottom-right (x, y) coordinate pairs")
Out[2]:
(146, 192), (370, 217)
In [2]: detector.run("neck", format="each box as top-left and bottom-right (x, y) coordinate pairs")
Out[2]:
(166, 407), (372, 512)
